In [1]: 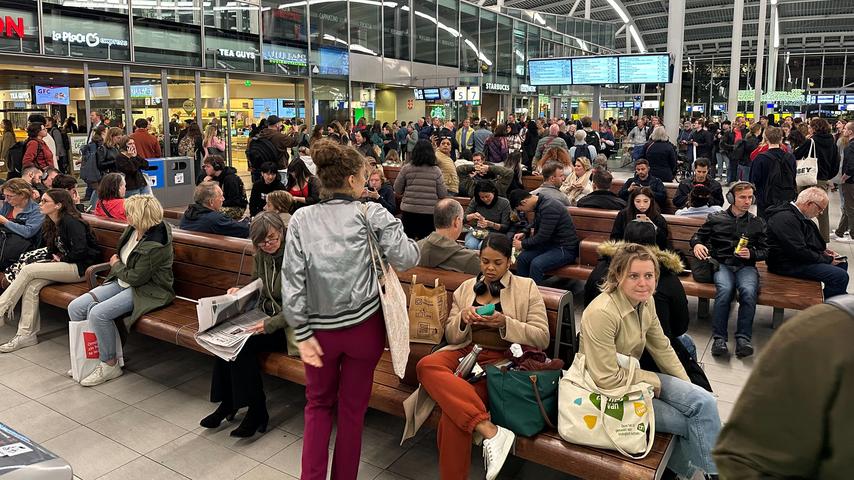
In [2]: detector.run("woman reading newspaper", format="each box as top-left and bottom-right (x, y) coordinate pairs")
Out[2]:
(199, 212), (298, 438)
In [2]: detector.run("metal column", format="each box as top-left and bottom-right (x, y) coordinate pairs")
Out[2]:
(160, 69), (170, 156)
(122, 66), (133, 135)
(765, 1), (779, 116)
(753, 0), (768, 119)
(83, 63), (91, 135)
(727, 0), (744, 120)
(663, 0), (685, 143)
(194, 71), (202, 123)
(592, 86), (601, 125)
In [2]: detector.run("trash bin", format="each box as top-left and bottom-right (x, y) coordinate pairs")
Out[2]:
(144, 156), (195, 208)
(0, 422), (73, 479)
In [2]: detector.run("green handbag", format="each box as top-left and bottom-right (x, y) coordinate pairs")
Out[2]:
(486, 365), (561, 437)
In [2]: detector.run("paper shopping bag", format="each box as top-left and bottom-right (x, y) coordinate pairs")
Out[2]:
(69, 320), (124, 382)
(408, 276), (448, 344)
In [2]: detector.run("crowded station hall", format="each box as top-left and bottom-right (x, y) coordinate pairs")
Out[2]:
(0, 0), (850, 478)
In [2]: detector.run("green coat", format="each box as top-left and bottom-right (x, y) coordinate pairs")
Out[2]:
(256, 243), (298, 355)
(105, 222), (175, 330)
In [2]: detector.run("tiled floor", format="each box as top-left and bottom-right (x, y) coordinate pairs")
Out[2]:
(0, 172), (844, 479)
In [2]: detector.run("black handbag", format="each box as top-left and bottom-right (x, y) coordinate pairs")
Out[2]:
(688, 256), (719, 284)
(0, 227), (36, 271)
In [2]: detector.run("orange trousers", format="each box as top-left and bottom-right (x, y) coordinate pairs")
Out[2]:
(416, 346), (507, 480)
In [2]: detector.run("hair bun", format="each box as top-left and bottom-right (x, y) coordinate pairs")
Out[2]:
(311, 139), (341, 168)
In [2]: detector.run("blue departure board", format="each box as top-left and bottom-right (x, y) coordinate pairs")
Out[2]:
(618, 54), (671, 83)
(528, 58), (572, 86)
(570, 56), (618, 85)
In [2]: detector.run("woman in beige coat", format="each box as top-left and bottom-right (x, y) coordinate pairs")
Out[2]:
(415, 234), (549, 480)
(581, 243), (720, 479)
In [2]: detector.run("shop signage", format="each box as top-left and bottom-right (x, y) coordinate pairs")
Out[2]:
(263, 48), (307, 67)
(519, 84), (536, 94)
(51, 31), (127, 48)
(8, 90), (30, 101)
(217, 48), (256, 60)
(0, 16), (24, 38)
(130, 85), (154, 98)
(484, 82), (510, 92)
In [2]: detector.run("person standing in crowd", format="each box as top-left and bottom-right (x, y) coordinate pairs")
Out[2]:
(618, 159), (667, 209)
(0, 189), (99, 353)
(531, 161), (570, 206)
(200, 212), (297, 438)
(713, 298), (852, 479)
(22, 123), (53, 171)
(434, 136), (459, 195)
(765, 187), (849, 299)
(522, 118), (540, 169)
(198, 155), (247, 220)
(455, 118), (474, 160)
(509, 190), (579, 285)
(463, 181), (511, 250)
(63, 117), (78, 134)
(626, 117), (649, 150)
(716, 120), (736, 183)
(836, 122), (854, 242)
(581, 244), (720, 479)
(394, 139), (448, 239)
(792, 117), (839, 242)
(179, 122), (204, 179)
(750, 126), (797, 218)
(45, 117), (66, 173)
(69, 195), (174, 386)
(129, 118), (162, 159)
(87, 111), (103, 143)
(532, 124), (568, 165)
(93, 173), (128, 222)
(285, 157), (320, 212)
(471, 120), (493, 155)
(181, 182), (249, 238)
(282, 139), (419, 480)
(577, 168), (627, 210)
(673, 157), (724, 209)
(255, 115), (296, 170)
(202, 124), (227, 160)
(644, 126), (678, 182)
(396, 120), (410, 161)
(412, 234), (548, 480)
(732, 123), (762, 181)
(691, 181), (768, 358)
(418, 198), (481, 275)
(249, 162), (286, 217)
(692, 119), (714, 172)
(611, 187), (670, 251)
(115, 137), (151, 197)
(0, 119), (15, 164)
(484, 123), (509, 165)
(353, 130), (379, 163)
(80, 125), (107, 202)
(569, 129), (597, 164)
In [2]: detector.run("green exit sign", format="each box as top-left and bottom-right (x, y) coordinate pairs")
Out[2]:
(244, 80), (252, 87)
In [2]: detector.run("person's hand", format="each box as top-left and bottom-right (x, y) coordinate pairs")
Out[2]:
(692, 141), (698, 146)
(203, 175), (213, 182)
(52, 254), (62, 262)
(368, 190), (380, 200)
(360, 188), (370, 198)
(693, 244), (709, 260)
(636, 213), (649, 222)
(247, 319), (266, 333)
(512, 237), (522, 250)
(735, 247), (751, 259)
(843, 174), (850, 183)
(0, 215), (7, 225)
(109, 254), (120, 266)
(298, 337), (324, 368)
(461, 306), (483, 325)
(476, 219), (490, 229)
(825, 248), (838, 257)
(628, 183), (639, 191)
(513, 233), (525, 241)
(226, 287), (240, 295)
(832, 257), (845, 266)
(475, 312), (507, 329)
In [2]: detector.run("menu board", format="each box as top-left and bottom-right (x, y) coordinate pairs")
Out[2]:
(569, 56), (618, 85)
(528, 58), (571, 86)
(618, 54), (670, 83)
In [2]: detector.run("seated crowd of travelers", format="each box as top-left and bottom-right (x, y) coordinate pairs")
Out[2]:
(0, 111), (849, 480)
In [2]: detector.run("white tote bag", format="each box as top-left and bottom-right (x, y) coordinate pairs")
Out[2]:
(69, 320), (124, 382)
(362, 205), (410, 379)
(557, 353), (655, 458)
(796, 140), (819, 188)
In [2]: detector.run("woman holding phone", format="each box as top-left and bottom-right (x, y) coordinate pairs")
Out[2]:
(611, 186), (670, 250)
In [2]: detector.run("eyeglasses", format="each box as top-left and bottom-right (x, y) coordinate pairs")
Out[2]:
(257, 235), (280, 247)
(809, 201), (827, 214)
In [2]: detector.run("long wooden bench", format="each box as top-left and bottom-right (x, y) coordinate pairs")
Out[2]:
(35, 215), (673, 480)
(519, 175), (679, 214)
(550, 207), (824, 323)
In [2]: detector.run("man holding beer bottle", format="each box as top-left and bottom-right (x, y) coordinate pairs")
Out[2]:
(690, 181), (768, 358)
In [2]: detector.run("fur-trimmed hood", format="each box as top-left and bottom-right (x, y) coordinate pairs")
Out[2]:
(596, 240), (684, 274)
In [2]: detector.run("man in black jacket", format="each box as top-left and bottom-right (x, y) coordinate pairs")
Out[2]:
(792, 118), (839, 242)
(691, 119), (714, 168)
(617, 159), (667, 209)
(835, 122), (854, 241)
(248, 162), (286, 217)
(198, 156), (248, 220)
(576, 168), (627, 210)
(749, 126), (797, 218)
(509, 190), (579, 285)
(765, 187), (848, 299)
(181, 182), (249, 238)
(673, 158), (724, 209)
(691, 181), (768, 358)
(717, 120), (736, 183)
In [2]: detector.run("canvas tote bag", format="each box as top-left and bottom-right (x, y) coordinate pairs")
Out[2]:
(796, 139), (818, 188)
(557, 353), (656, 458)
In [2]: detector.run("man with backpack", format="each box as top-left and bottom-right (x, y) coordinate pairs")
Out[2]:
(45, 117), (68, 174)
(246, 115), (294, 183)
(568, 130), (597, 164)
(749, 126), (797, 218)
(580, 117), (600, 155)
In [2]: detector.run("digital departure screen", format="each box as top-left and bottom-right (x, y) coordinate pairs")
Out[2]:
(569, 56), (618, 85)
(528, 58), (571, 86)
(618, 54), (671, 83)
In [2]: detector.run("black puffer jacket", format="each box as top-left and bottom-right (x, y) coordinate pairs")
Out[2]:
(521, 196), (578, 250)
(215, 167), (248, 209)
(792, 133), (839, 181)
(644, 140), (678, 182)
(690, 208), (768, 267)
(765, 202), (831, 272)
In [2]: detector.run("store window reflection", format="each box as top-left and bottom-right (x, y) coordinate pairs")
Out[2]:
(383, 1), (409, 60)
(459, 3), (479, 74)
(129, 69), (165, 157)
(205, 0), (260, 71)
(261, 0), (308, 76)
(413, 0), (437, 64)
(349, 0), (381, 57)
(437, 0), (458, 68)
(0, 4), (38, 54)
(312, 80), (348, 127)
(133, 0), (201, 67)
(88, 68), (127, 130)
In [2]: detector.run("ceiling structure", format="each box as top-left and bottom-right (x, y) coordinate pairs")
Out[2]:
(487, 0), (854, 60)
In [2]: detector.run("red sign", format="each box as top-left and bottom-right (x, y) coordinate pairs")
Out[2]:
(1, 17), (23, 39)
(84, 332), (100, 359)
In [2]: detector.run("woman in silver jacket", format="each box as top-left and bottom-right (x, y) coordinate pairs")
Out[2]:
(282, 139), (419, 480)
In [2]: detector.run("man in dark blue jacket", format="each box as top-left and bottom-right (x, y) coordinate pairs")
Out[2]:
(618, 159), (667, 209)
(180, 182), (250, 238)
(509, 190), (579, 285)
(749, 126), (797, 218)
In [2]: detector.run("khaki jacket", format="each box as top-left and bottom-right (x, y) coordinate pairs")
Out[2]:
(435, 150), (459, 193)
(401, 271), (549, 443)
(580, 289), (688, 391)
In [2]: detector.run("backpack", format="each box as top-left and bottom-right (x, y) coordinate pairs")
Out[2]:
(5, 139), (33, 178)
(572, 144), (594, 163)
(245, 136), (279, 170)
(584, 130), (601, 154)
(80, 142), (105, 183)
(762, 152), (797, 206)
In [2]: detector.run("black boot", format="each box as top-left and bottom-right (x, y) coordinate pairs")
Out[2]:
(200, 402), (237, 429)
(230, 406), (269, 438)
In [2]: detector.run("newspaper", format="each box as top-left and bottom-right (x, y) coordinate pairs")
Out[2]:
(195, 279), (269, 361)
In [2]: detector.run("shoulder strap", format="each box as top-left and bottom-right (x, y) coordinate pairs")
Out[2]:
(825, 295), (854, 317)
(98, 200), (115, 219)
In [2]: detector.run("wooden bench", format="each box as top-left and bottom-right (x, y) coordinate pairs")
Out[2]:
(549, 207), (824, 323)
(518, 175), (679, 214)
(35, 216), (674, 480)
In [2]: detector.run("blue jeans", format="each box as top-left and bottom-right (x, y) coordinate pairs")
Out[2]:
(68, 282), (134, 362)
(715, 152), (729, 180)
(654, 373), (720, 477)
(464, 232), (482, 250)
(712, 264), (759, 341)
(774, 262), (849, 299)
(737, 164), (751, 182)
(125, 185), (153, 197)
(515, 245), (577, 285)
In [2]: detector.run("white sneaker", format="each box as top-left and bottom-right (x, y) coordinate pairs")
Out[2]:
(80, 362), (122, 387)
(0, 334), (37, 353)
(832, 232), (851, 241)
(66, 369), (73, 378)
(482, 426), (515, 480)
